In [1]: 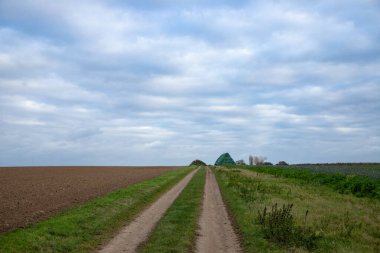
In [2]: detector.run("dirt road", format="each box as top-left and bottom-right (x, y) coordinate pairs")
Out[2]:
(0, 166), (181, 233)
(98, 168), (198, 253)
(196, 168), (241, 253)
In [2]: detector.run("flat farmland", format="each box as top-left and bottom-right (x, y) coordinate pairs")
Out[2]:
(0, 166), (181, 233)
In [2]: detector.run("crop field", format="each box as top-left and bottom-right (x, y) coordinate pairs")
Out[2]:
(279, 163), (380, 178)
(0, 166), (181, 233)
(241, 165), (380, 199)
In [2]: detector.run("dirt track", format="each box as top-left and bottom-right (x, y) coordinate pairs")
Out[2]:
(99, 169), (198, 253)
(196, 168), (241, 253)
(0, 166), (181, 233)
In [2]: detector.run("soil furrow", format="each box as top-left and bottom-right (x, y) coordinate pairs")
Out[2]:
(0, 166), (180, 233)
(196, 168), (241, 253)
(98, 168), (198, 253)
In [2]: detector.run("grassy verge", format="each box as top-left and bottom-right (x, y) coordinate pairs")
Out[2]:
(138, 167), (205, 253)
(215, 168), (380, 252)
(0, 167), (193, 253)
(234, 165), (380, 199)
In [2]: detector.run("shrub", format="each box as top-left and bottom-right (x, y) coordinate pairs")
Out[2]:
(257, 203), (319, 250)
(236, 159), (246, 165)
(189, 160), (206, 166)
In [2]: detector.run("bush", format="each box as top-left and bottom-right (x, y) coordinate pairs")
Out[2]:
(257, 203), (319, 250)
(189, 160), (206, 166)
(236, 159), (246, 165)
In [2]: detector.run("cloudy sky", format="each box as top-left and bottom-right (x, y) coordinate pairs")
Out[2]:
(0, 0), (379, 166)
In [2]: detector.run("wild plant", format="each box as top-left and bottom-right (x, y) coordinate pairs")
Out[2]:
(257, 203), (319, 250)
(339, 211), (360, 237)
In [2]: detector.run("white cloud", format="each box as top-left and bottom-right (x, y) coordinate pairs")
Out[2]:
(15, 97), (57, 112)
(4, 119), (46, 126)
(0, 76), (105, 102)
(335, 127), (363, 134)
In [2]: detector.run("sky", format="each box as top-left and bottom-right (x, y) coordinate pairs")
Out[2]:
(0, 0), (380, 166)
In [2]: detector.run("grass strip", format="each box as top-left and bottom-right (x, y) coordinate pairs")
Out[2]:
(215, 169), (282, 253)
(0, 167), (193, 253)
(233, 165), (380, 199)
(139, 167), (205, 253)
(215, 169), (380, 252)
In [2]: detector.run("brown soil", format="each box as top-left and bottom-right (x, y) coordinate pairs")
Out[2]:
(196, 168), (242, 253)
(0, 166), (181, 233)
(98, 169), (198, 253)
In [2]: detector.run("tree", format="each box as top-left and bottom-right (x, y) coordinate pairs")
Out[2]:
(189, 160), (207, 166)
(249, 155), (254, 166)
(252, 155), (267, 165)
(236, 159), (246, 166)
(277, 161), (288, 166)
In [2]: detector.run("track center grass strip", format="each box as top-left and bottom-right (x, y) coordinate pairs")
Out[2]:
(0, 167), (193, 253)
(138, 167), (205, 253)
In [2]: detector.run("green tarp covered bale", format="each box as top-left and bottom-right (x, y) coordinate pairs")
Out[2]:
(215, 153), (236, 166)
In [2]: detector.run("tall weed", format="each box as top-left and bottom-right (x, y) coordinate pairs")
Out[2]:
(257, 203), (319, 250)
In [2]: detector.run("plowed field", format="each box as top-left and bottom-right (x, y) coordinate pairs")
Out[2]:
(0, 166), (181, 233)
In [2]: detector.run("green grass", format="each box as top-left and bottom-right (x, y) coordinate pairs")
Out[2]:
(215, 168), (380, 253)
(234, 165), (380, 199)
(139, 167), (205, 253)
(0, 167), (193, 253)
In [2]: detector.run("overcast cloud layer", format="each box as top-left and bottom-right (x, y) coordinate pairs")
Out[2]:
(1, 0), (380, 166)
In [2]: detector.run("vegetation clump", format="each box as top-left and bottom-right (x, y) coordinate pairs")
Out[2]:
(249, 155), (267, 165)
(258, 203), (318, 250)
(236, 159), (246, 165)
(215, 153), (236, 166)
(189, 159), (207, 166)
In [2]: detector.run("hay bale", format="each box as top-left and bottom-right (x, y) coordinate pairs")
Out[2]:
(215, 153), (236, 166)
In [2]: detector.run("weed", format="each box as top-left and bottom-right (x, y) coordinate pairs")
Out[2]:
(339, 212), (360, 237)
(223, 170), (281, 203)
(257, 203), (319, 250)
